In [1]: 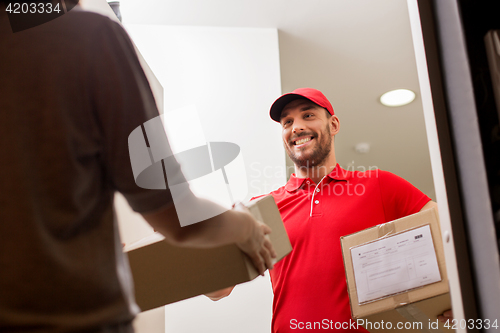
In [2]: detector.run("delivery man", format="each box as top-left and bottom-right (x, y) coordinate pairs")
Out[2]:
(206, 88), (442, 332)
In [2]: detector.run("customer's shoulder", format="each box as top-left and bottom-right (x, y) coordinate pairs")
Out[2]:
(61, 9), (122, 36)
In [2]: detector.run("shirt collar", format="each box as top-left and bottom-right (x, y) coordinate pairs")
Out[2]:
(284, 164), (350, 192)
(327, 163), (351, 182)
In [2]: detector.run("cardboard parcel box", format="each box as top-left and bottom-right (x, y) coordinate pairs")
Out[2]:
(126, 195), (292, 312)
(341, 208), (452, 332)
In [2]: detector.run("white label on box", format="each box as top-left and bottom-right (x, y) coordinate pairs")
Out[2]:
(350, 225), (441, 304)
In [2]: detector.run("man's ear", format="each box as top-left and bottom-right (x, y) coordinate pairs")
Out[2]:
(330, 116), (340, 136)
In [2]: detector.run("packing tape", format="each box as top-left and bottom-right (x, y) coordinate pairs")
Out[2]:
(393, 293), (410, 307)
(247, 203), (264, 224)
(396, 304), (441, 333)
(378, 221), (396, 239)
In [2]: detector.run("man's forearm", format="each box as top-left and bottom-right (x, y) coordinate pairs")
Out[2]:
(141, 195), (275, 276)
(141, 199), (250, 248)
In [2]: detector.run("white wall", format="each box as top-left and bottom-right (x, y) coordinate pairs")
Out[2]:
(116, 24), (284, 333)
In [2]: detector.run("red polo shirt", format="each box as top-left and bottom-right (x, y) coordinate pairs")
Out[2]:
(256, 164), (430, 332)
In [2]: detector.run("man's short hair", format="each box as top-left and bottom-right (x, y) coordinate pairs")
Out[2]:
(324, 108), (332, 119)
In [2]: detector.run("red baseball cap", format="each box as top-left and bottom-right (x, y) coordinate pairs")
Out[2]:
(269, 88), (334, 122)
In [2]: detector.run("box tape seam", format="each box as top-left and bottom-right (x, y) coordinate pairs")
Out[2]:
(378, 221), (396, 238)
(396, 304), (442, 333)
(249, 205), (265, 224)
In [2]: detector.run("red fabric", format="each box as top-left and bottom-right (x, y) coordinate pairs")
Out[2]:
(254, 164), (430, 333)
(269, 88), (334, 122)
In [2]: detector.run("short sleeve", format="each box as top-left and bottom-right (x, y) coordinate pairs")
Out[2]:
(88, 18), (182, 213)
(378, 170), (431, 221)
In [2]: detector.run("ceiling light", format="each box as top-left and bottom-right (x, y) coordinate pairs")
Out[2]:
(380, 89), (416, 107)
(354, 143), (370, 154)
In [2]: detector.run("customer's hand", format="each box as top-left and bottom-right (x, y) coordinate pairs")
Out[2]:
(233, 204), (277, 276)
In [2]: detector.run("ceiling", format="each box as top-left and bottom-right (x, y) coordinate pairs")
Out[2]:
(116, 0), (435, 199)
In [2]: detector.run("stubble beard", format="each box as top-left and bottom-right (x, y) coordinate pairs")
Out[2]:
(286, 123), (332, 169)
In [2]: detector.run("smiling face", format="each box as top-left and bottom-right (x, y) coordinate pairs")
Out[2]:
(280, 99), (339, 169)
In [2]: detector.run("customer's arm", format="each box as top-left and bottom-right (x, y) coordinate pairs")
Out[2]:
(141, 198), (277, 276)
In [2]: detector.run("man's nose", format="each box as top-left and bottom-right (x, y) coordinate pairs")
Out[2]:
(292, 119), (305, 133)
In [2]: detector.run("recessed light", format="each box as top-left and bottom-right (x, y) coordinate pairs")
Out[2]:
(354, 143), (370, 154)
(380, 89), (416, 107)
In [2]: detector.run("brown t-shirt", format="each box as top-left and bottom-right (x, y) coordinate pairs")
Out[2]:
(0, 8), (180, 332)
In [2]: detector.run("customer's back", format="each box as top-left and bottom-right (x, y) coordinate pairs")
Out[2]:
(0, 6), (172, 332)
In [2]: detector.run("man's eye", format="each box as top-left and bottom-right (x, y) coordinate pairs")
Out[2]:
(304, 114), (313, 118)
(283, 120), (291, 126)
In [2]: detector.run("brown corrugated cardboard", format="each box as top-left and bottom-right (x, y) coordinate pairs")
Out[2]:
(359, 294), (452, 333)
(126, 195), (291, 311)
(341, 208), (451, 332)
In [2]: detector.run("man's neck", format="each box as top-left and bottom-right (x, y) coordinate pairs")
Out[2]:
(291, 146), (338, 184)
(295, 163), (337, 184)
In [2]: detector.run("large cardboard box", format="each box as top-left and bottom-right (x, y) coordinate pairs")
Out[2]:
(126, 195), (291, 311)
(341, 208), (452, 332)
